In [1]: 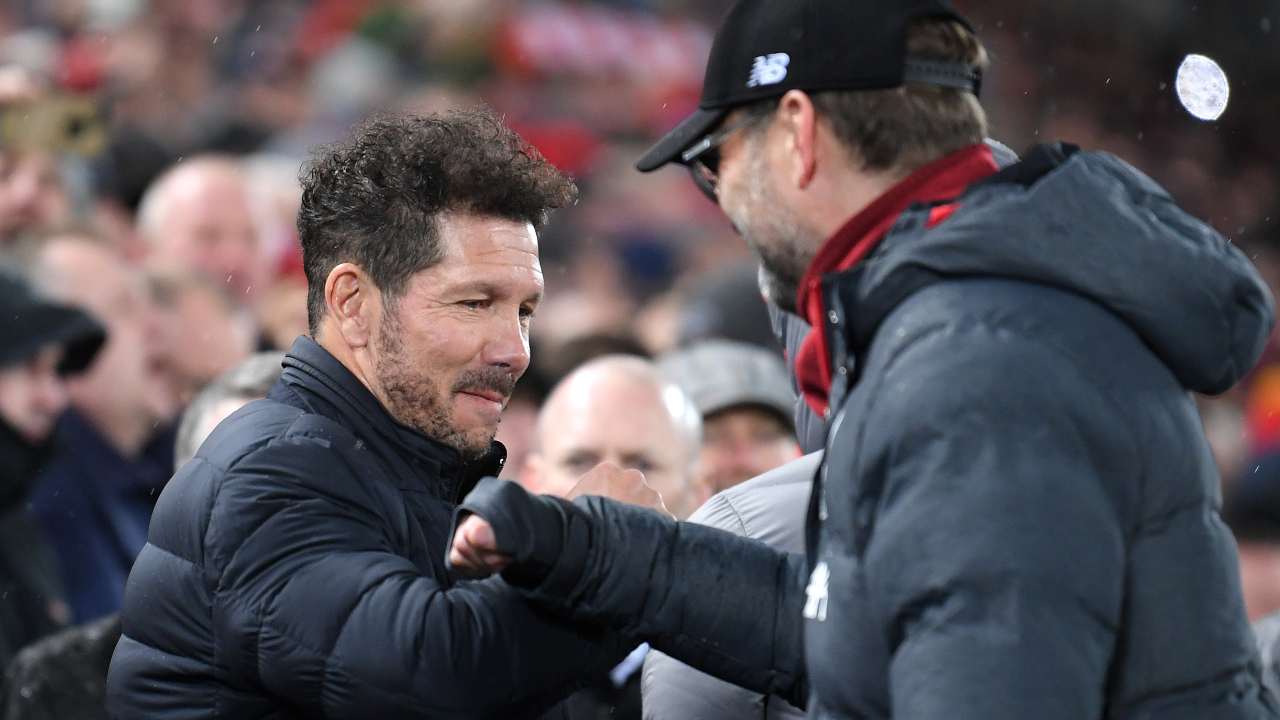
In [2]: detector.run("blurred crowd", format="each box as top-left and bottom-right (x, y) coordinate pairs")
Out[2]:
(0, 0), (1279, 713)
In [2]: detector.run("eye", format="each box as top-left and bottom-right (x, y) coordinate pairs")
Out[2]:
(564, 455), (597, 475)
(629, 459), (656, 474)
(459, 299), (490, 310)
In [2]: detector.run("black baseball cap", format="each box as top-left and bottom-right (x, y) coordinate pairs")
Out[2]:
(0, 266), (105, 376)
(636, 0), (980, 172)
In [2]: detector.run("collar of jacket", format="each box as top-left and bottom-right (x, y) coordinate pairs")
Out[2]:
(280, 336), (506, 500)
(793, 143), (998, 416)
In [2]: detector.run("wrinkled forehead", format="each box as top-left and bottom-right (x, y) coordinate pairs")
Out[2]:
(426, 213), (544, 289)
(440, 213), (540, 261)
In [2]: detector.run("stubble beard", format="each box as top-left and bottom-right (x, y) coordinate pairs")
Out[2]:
(729, 151), (816, 315)
(374, 312), (497, 463)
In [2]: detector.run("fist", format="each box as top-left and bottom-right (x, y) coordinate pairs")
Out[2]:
(568, 462), (672, 518)
(448, 515), (510, 579)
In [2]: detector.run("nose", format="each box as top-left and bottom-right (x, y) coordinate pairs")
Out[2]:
(481, 311), (531, 379)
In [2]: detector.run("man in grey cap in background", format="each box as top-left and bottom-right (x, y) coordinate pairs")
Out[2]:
(658, 339), (801, 499)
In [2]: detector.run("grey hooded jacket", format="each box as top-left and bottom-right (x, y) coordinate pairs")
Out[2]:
(459, 144), (1277, 719)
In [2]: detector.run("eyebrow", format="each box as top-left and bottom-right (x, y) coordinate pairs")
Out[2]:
(449, 280), (543, 305)
(619, 452), (657, 468)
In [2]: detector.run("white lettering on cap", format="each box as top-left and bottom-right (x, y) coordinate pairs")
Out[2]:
(747, 53), (790, 88)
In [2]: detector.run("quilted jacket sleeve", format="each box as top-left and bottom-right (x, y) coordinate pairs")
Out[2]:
(209, 436), (625, 719)
(455, 479), (810, 709)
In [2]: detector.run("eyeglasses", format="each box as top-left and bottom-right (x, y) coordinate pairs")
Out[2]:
(680, 115), (758, 202)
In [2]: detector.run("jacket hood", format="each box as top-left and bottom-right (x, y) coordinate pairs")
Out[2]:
(848, 144), (1274, 395)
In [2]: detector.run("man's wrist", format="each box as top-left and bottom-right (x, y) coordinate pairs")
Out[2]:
(451, 477), (575, 587)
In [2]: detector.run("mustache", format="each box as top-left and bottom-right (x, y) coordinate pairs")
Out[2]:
(452, 367), (517, 400)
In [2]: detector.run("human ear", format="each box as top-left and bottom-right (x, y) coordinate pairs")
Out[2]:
(777, 90), (818, 190)
(324, 263), (375, 349)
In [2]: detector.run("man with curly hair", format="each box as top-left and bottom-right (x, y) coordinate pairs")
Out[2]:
(106, 108), (651, 719)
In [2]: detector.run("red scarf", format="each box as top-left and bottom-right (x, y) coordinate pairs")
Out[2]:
(793, 143), (999, 417)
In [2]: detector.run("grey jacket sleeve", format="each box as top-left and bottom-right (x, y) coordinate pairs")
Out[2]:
(859, 330), (1129, 719)
(641, 466), (812, 720)
(453, 480), (809, 709)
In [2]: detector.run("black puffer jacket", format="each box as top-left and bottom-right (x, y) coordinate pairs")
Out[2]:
(107, 337), (625, 719)
(461, 145), (1279, 718)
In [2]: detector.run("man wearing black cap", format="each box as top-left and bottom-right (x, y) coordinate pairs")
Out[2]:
(451, 1), (1278, 717)
(0, 265), (104, 668)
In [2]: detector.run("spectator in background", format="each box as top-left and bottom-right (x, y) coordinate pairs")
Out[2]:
(520, 354), (702, 518)
(658, 339), (800, 498)
(0, 265), (103, 668)
(0, 66), (73, 248)
(675, 262), (779, 351)
(136, 155), (265, 301)
(148, 271), (255, 408)
(0, 351), (284, 720)
(27, 235), (174, 623)
(87, 126), (174, 262)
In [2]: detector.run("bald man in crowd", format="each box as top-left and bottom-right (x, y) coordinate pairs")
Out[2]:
(136, 156), (265, 300)
(520, 354), (702, 519)
(28, 235), (174, 623)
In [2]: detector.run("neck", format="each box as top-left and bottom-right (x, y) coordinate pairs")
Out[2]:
(315, 329), (382, 403)
(810, 164), (908, 242)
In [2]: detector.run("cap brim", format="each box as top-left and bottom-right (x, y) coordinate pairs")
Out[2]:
(635, 107), (728, 173)
(33, 304), (107, 375)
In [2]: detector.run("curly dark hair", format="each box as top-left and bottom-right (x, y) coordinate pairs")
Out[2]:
(297, 107), (578, 335)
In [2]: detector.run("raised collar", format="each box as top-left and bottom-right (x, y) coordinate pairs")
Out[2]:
(279, 337), (505, 499)
(792, 144), (999, 416)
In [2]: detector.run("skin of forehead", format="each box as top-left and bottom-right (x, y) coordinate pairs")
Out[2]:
(537, 361), (690, 460)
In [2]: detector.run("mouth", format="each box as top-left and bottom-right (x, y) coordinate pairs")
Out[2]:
(458, 389), (507, 406)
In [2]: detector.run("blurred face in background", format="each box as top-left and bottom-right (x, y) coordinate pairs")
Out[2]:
(697, 405), (801, 496)
(143, 160), (264, 299)
(0, 346), (69, 443)
(40, 237), (174, 454)
(522, 360), (700, 518)
(0, 150), (69, 244)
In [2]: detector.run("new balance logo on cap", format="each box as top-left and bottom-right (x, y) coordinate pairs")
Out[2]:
(634, 1), (978, 174)
(747, 53), (790, 88)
